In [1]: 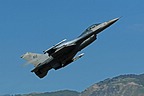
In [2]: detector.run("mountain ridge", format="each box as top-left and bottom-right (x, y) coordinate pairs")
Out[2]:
(2, 74), (144, 96)
(80, 74), (144, 96)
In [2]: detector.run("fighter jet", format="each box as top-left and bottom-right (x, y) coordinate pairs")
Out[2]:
(21, 18), (119, 78)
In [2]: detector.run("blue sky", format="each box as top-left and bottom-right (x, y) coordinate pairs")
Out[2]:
(0, 0), (144, 95)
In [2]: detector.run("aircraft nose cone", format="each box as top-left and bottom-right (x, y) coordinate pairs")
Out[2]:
(101, 17), (120, 30)
(107, 17), (120, 25)
(95, 17), (120, 34)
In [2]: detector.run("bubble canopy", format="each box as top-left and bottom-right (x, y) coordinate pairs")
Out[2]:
(79, 23), (100, 36)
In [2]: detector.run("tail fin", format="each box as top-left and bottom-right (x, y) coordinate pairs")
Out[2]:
(21, 52), (48, 67)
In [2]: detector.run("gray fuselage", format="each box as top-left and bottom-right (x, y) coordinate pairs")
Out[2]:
(31, 18), (119, 78)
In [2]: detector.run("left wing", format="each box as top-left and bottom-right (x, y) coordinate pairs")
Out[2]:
(43, 39), (66, 55)
(52, 43), (76, 57)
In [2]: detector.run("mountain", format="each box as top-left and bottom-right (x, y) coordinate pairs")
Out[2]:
(15, 90), (79, 96)
(80, 74), (144, 96)
(2, 74), (144, 96)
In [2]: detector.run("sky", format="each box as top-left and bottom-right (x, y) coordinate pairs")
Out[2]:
(0, 0), (144, 95)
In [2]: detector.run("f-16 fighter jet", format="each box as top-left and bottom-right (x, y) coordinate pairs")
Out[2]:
(21, 18), (119, 78)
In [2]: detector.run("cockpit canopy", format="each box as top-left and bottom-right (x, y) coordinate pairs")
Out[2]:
(85, 23), (100, 31)
(79, 23), (100, 37)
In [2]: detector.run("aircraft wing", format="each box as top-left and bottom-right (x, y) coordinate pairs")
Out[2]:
(43, 44), (76, 57)
(43, 39), (66, 55)
(52, 43), (76, 57)
(43, 38), (77, 57)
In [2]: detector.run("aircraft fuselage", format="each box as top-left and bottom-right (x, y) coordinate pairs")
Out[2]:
(22, 18), (119, 78)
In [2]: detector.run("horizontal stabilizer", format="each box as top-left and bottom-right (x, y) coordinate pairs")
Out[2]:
(21, 52), (49, 67)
